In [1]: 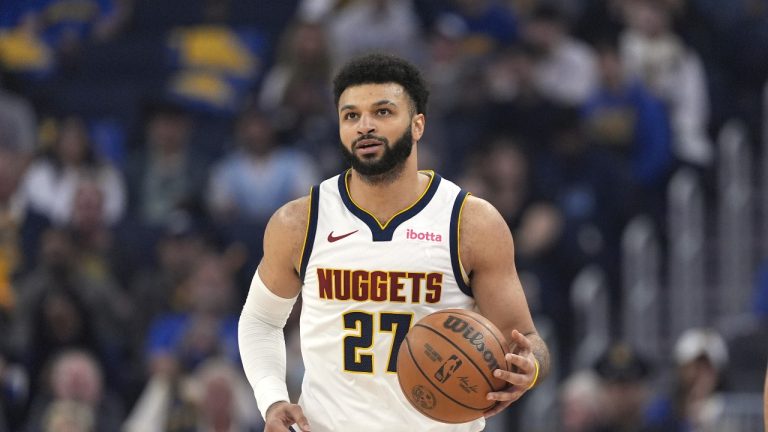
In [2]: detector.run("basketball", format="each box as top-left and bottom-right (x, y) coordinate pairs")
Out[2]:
(396, 309), (510, 424)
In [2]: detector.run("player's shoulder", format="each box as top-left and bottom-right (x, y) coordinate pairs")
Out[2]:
(461, 195), (507, 231)
(452, 195), (516, 276)
(458, 195), (513, 266)
(268, 194), (311, 237)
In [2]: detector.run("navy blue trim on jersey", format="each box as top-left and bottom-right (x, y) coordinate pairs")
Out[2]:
(337, 170), (442, 242)
(299, 185), (320, 281)
(450, 190), (472, 297)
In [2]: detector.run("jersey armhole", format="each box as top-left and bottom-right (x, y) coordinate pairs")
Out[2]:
(298, 185), (320, 281)
(450, 190), (472, 297)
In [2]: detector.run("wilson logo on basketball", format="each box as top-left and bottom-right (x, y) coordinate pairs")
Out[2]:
(443, 316), (501, 372)
(406, 228), (442, 242)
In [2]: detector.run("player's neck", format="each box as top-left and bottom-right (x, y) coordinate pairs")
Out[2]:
(348, 158), (427, 224)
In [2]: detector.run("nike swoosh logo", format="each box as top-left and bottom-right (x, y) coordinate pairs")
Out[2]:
(327, 230), (359, 243)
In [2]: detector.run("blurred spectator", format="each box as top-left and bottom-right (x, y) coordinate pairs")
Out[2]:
(206, 108), (318, 225)
(0, 147), (48, 318)
(620, 0), (713, 166)
(257, 19), (339, 176)
(524, 4), (598, 106)
(123, 357), (261, 432)
(187, 358), (261, 431)
(23, 349), (124, 432)
(68, 175), (135, 287)
(21, 115), (126, 226)
(535, 107), (633, 329)
(593, 342), (655, 432)
(126, 101), (207, 227)
(144, 253), (240, 379)
(0, 78), (37, 157)
(422, 15), (473, 117)
(127, 254), (241, 432)
(583, 39), (672, 188)
(460, 137), (572, 363)
(258, 20), (331, 113)
(325, 0), (423, 68)
(644, 328), (729, 431)
(433, 0), (519, 57)
(559, 369), (603, 432)
(9, 227), (131, 397)
(128, 211), (212, 360)
(485, 44), (565, 152)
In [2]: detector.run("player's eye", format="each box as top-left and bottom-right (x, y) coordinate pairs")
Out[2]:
(343, 112), (359, 120)
(376, 108), (391, 116)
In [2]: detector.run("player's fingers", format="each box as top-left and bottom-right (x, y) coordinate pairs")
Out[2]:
(505, 353), (534, 374)
(484, 400), (513, 418)
(286, 406), (311, 431)
(486, 388), (524, 402)
(508, 330), (531, 354)
(493, 367), (530, 386)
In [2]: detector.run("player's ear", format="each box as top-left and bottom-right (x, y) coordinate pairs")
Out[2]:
(411, 113), (425, 142)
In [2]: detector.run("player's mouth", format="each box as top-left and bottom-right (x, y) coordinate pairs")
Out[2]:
(354, 139), (385, 155)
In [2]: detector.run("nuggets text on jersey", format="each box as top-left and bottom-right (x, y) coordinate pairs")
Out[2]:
(317, 268), (442, 303)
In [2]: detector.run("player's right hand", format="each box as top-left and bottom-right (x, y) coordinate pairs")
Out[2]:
(265, 401), (311, 431)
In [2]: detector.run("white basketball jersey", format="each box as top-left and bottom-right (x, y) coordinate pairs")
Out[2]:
(297, 170), (485, 432)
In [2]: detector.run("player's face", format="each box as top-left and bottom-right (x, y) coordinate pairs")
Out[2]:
(338, 83), (424, 177)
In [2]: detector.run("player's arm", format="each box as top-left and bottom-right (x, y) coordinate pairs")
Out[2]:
(238, 195), (311, 431)
(459, 196), (550, 410)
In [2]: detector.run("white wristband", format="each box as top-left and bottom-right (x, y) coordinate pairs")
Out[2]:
(238, 269), (298, 418)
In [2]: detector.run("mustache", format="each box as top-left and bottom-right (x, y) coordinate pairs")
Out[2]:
(352, 134), (388, 148)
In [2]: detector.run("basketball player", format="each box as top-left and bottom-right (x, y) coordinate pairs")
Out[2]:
(239, 53), (550, 432)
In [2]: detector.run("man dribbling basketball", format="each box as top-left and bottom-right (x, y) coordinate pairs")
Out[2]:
(238, 53), (550, 432)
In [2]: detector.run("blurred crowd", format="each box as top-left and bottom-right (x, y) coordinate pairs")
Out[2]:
(1, 0), (767, 431)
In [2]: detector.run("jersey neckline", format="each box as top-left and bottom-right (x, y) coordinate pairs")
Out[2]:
(337, 169), (442, 242)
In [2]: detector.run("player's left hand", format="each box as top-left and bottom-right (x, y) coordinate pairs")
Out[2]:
(484, 329), (538, 418)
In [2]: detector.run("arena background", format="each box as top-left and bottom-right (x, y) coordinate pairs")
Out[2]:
(0, 0), (766, 430)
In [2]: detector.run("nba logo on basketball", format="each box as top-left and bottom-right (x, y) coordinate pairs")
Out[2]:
(434, 355), (463, 383)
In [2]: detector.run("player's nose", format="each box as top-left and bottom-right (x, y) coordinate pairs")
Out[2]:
(357, 113), (376, 135)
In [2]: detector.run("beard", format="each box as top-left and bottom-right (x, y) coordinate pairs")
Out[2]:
(340, 126), (413, 184)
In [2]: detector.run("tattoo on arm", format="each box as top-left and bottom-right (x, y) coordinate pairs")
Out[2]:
(525, 332), (550, 384)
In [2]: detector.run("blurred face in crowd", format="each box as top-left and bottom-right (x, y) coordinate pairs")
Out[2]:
(201, 367), (236, 424)
(56, 117), (90, 166)
(0, 148), (22, 202)
(597, 46), (626, 89)
(71, 179), (105, 230)
(525, 18), (563, 52)
(238, 111), (275, 157)
(624, 0), (670, 38)
(51, 351), (103, 405)
(43, 291), (85, 345)
(147, 111), (191, 153)
(337, 83), (424, 179)
(40, 228), (75, 271)
(187, 255), (233, 314)
(291, 22), (327, 64)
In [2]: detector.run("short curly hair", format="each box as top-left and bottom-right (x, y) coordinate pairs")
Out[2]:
(333, 53), (429, 115)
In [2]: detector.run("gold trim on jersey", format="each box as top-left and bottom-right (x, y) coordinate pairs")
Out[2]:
(457, 192), (471, 285)
(344, 169), (436, 229)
